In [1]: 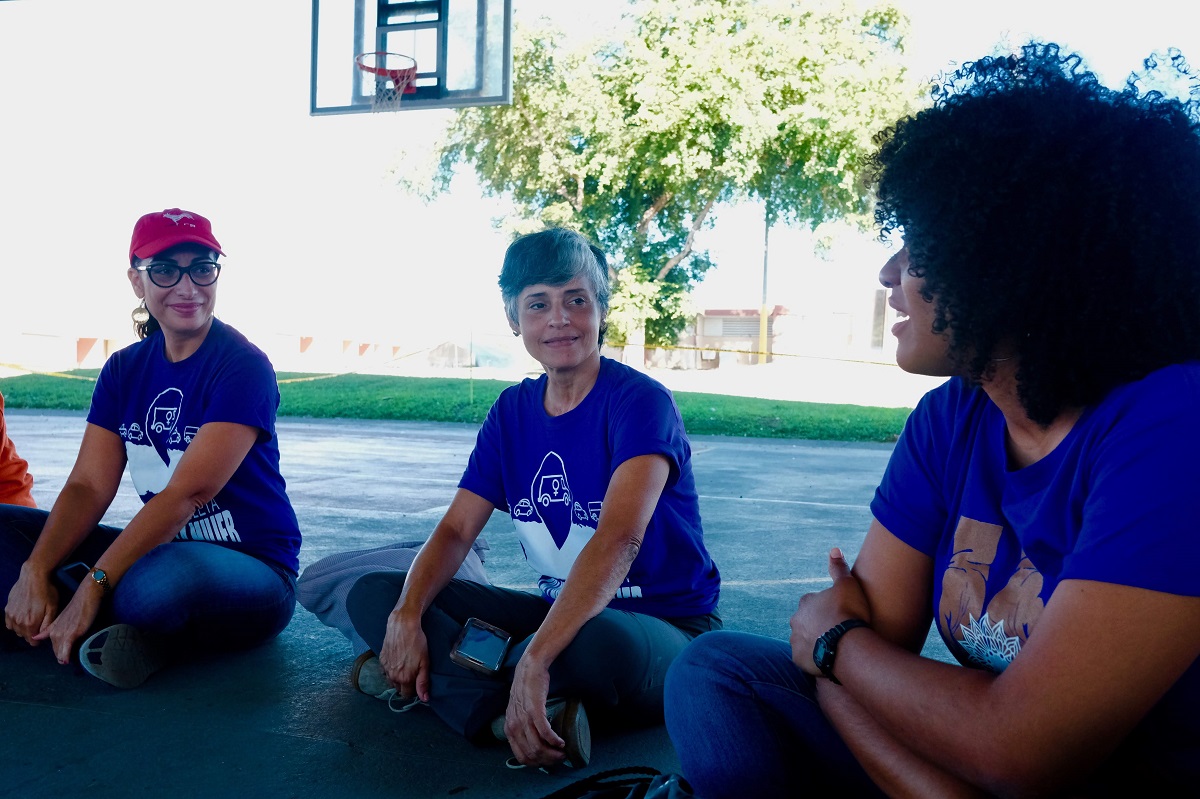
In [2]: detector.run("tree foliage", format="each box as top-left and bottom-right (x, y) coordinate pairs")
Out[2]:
(430, 0), (916, 345)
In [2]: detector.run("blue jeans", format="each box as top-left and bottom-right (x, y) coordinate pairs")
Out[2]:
(664, 631), (884, 799)
(0, 504), (295, 653)
(346, 571), (721, 740)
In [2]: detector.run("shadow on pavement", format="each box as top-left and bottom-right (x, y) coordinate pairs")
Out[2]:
(1, 412), (925, 798)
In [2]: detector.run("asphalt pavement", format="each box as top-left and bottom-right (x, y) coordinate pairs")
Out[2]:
(0, 409), (925, 799)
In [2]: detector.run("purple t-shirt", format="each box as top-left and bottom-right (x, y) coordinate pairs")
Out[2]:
(460, 357), (719, 618)
(87, 318), (301, 575)
(871, 364), (1200, 780)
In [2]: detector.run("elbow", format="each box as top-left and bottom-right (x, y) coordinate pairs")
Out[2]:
(618, 535), (642, 566)
(597, 532), (642, 577)
(155, 483), (217, 516)
(185, 487), (218, 513)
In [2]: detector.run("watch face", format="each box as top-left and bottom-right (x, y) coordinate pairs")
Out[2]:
(813, 636), (832, 670)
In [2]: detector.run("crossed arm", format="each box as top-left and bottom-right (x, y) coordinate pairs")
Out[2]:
(791, 520), (1200, 798)
(4, 421), (259, 662)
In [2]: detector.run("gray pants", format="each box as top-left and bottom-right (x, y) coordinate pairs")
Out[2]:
(346, 572), (720, 740)
(297, 540), (489, 655)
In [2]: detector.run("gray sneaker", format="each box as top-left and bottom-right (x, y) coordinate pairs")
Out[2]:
(492, 697), (591, 769)
(552, 698), (592, 768)
(80, 624), (166, 689)
(351, 651), (424, 713)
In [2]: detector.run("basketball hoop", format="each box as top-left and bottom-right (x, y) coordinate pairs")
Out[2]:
(354, 52), (417, 112)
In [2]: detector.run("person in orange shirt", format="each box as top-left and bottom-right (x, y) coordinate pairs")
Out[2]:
(0, 390), (36, 508)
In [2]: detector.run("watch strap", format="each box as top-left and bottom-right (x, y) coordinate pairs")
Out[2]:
(816, 618), (869, 685)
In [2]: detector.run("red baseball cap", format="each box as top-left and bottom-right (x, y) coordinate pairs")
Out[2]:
(129, 208), (225, 262)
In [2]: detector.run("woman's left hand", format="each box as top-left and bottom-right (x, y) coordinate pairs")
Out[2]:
(790, 547), (872, 675)
(503, 654), (566, 768)
(35, 583), (103, 665)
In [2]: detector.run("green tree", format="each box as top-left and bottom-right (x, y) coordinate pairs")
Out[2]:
(429, 0), (915, 346)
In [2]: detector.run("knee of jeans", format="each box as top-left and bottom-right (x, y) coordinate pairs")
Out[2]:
(665, 637), (710, 700)
(673, 630), (735, 670)
(666, 632), (771, 725)
(666, 631), (754, 692)
(109, 548), (182, 628)
(109, 592), (173, 636)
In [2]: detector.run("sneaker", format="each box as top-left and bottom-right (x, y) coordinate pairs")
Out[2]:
(492, 697), (591, 769)
(552, 698), (592, 768)
(79, 624), (166, 689)
(351, 651), (424, 713)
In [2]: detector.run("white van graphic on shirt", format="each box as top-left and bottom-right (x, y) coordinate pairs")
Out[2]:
(119, 387), (241, 543)
(146, 388), (183, 466)
(510, 450), (639, 601)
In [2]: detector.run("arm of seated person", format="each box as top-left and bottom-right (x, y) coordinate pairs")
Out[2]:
(41, 421), (259, 662)
(819, 683), (990, 799)
(505, 452), (669, 767)
(807, 523), (1200, 797)
(810, 520), (983, 796)
(6, 423), (126, 646)
(807, 520), (984, 797)
(382, 487), (498, 701)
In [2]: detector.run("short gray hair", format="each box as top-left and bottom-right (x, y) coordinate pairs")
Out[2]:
(499, 228), (611, 333)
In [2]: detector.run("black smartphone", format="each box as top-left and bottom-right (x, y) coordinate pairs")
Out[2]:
(450, 617), (512, 675)
(54, 561), (91, 593)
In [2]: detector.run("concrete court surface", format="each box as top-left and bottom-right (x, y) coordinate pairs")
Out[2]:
(0, 409), (911, 799)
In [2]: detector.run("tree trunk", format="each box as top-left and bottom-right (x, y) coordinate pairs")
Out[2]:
(757, 204), (772, 365)
(656, 195), (718, 281)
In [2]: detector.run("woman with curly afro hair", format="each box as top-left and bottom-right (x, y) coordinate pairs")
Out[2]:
(664, 43), (1200, 797)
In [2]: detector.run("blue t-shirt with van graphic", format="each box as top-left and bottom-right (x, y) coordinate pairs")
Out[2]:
(87, 318), (301, 575)
(460, 357), (719, 618)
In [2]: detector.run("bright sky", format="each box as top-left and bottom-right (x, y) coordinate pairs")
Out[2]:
(1, 0), (1197, 357)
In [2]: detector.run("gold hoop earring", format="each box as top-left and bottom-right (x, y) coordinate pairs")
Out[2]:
(132, 299), (150, 326)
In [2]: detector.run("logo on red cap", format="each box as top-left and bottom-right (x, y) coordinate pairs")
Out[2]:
(129, 208), (224, 262)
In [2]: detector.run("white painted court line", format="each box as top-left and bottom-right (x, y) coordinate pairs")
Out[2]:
(720, 577), (832, 587)
(288, 504), (451, 518)
(697, 494), (862, 510)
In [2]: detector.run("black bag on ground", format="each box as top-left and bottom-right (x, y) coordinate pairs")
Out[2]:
(538, 767), (697, 799)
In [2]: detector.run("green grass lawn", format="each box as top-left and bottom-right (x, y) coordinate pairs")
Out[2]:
(0, 370), (911, 443)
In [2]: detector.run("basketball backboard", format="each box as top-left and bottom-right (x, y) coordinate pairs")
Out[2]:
(310, 0), (512, 115)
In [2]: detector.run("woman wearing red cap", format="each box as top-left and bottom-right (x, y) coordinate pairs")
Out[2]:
(0, 208), (302, 687)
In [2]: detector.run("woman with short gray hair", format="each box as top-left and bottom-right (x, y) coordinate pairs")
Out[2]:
(344, 227), (721, 770)
(498, 227), (611, 341)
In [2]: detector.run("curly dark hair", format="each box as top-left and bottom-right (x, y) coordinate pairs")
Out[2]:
(869, 42), (1200, 425)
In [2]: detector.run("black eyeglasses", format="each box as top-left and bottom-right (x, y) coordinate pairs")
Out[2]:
(135, 260), (222, 288)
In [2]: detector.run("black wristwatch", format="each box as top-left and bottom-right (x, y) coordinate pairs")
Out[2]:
(813, 619), (869, 685)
